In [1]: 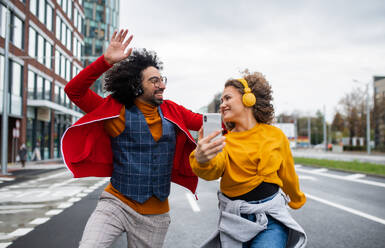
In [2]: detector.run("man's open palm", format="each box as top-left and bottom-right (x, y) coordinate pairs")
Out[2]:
(104, 29), (133, 65)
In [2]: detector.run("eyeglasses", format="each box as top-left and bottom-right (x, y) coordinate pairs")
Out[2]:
(148, 76), (167, 87)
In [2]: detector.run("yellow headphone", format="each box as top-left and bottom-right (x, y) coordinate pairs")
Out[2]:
(237, 78), (256, 107)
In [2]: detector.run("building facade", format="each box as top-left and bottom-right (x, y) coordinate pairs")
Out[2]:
(373, 76), (385, 150)
(0, 0), (85, 162)
(82, 0), (119, 95)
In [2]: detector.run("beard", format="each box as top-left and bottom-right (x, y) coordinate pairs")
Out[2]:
(150, 89), (164, 106)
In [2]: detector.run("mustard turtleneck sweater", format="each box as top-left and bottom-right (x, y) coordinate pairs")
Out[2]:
(103, 99), (169, 214)
(190, 123), (306, 209)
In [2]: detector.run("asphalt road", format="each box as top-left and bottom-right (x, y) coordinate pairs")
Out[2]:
(2, 165), (385, 248)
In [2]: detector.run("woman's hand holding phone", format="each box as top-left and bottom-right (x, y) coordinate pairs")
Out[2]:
(195, 128), (225, 164)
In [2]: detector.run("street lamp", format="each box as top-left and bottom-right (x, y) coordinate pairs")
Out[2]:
(353, 79), (371, 154)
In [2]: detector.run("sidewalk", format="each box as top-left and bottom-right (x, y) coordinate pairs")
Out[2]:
(0, 159), (66, 187)
(293, 148), (385, 165)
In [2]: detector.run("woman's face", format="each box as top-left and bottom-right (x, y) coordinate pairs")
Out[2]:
(220, 86), (246, 123)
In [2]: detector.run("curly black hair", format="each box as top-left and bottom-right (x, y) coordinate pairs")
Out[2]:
(224, 70), (275, 129)
(104, 49), (163, 107)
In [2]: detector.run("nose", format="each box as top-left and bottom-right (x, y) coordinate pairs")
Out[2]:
(220, 101), (226, 110)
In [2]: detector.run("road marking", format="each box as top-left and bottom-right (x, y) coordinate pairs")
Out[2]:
(0, 243), (12, 248)
(68, 197), (82, 202)
(296, 167), (385, 188)
(57, 202), (73, 209)
(306, 193), (385, 225)
(345, 173), (366, 179)
(45, 209), (63, 216)
(8, 228), (33, 237)
(48, 178), (76, 189)
(0, 177), (14, 181)
(298, 175), (316, 181)
(312, 168), (328, 173)
(29, 218), (50, 225)
(185, 193), (201, 212)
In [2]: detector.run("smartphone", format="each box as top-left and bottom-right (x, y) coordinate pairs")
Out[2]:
(203, 113), (222, 141)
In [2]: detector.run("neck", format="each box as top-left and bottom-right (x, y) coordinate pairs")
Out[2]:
(232, 111), (257, 132)
(135, 97), (157, 107)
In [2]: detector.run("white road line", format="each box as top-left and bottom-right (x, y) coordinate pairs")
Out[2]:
(296, 167), (385, 188)
(29, 218), (50, 225)
(345, 173), (366, 179)
(45, 209), (63, 216)
(0, 177), (14, 181)
(8, 228), (33, 237)
(306, 193), (385, 225)
(76, 193), (88, 197)
(68, 197), (82, 202)
(36, 171), (69, 182)
(57, 202), (73, 209)
(48, 178), (76, 189)
(298, 175), (316, 181)
(0, 242), (12, 248)
(185, 193), (200, 212)
(312, 168), (328, 173)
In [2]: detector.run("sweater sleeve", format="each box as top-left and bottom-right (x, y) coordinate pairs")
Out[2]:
(64, 55), (113, 113)
(277, 136), (306, 209)
(189, 150), (226, 181)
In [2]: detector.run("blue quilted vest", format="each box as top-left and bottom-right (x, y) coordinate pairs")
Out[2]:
(110, 105), (176, 203)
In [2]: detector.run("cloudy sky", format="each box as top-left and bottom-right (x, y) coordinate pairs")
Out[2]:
(119, 0), (385, 122)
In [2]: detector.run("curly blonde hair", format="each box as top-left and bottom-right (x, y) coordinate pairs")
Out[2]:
(224, 70), (274, 129)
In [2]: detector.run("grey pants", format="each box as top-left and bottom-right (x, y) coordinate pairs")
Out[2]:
(79, 191), (171, 248)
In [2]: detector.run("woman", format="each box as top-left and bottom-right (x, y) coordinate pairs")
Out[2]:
(190, 71), (307, 248)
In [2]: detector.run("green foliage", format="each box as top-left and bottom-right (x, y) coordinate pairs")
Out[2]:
(294, 157), (385, 177)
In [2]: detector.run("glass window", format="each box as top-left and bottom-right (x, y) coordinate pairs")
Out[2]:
(62, 0), (67, 13)
(30, 0), (37, 16)
(74, 9), (78, 27)
(0, 55), (4, 90)
(66, 28), (71, 50)
(55, 50), (60, 75)
(44, 80), (51, 100)
(55, 85), (60, 104)
(11, 62), (22, 96)
(46, 4), (53, 31)
(37, 34), (44, 64)
(66, 59), (71, 81)
(38, 0), (45, 24)
(60, 55), (65, 79)
(12, 15), (24, 49)
(61, 22), (66, 44)
(28, 27), (36, 57)
(28, 70), (35, 99)
(55, 16), (60, 39)
(78, 42), (81, 60)
(1, 4), (6, 38)
(36, 76), (43, 99)
(45, 42), (52, 68)
(78, 16), (83, 33)
(68, 0), (72, 19)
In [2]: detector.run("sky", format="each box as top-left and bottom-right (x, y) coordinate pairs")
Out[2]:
(119, 0), (385, 122)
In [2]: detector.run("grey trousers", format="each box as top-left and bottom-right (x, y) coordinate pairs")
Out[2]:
(79, 191), (171, 248)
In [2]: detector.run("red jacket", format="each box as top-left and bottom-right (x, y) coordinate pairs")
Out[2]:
(61, 55), (202, 194)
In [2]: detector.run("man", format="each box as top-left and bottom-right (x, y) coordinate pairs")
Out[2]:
(61, 29), (202, 247)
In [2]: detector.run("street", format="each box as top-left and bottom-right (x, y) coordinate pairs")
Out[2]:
(1, 164), (385, 248)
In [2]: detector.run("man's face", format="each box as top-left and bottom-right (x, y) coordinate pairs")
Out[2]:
(138, 66), (166, 106)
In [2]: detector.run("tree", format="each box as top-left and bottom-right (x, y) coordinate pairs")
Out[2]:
(338, 87), (366, 145)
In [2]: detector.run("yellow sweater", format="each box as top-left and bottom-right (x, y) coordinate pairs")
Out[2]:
(189, 123), (306, 209)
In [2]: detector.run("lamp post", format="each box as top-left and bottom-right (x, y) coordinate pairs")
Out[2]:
(353, 79), (371, 154)
(1, 5), (10, 175)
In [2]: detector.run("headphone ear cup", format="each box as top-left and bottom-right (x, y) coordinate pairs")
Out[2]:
(242, 92), (256, 107)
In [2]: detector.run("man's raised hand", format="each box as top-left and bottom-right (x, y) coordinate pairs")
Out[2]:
(104, 29), (133, 65)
